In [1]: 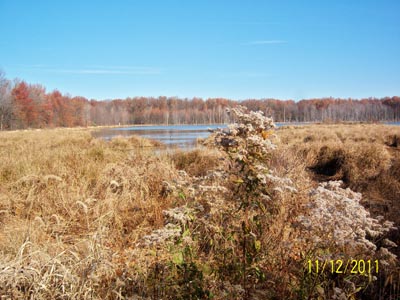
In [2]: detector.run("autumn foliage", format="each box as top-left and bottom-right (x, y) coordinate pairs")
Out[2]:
(1, 73), (400, 130)
(11, 82), (38, 128)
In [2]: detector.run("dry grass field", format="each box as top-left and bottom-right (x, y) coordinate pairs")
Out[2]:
(0, 118), (399, 299)
(0, 129), (180, 298)
(277, 124), (400, 232)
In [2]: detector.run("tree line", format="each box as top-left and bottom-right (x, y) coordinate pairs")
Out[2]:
(1, 72), (400, 130)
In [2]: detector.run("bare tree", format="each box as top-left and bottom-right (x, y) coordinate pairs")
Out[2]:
(0, 70), (13, 130)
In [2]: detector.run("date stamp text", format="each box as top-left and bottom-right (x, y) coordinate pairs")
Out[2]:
(307, 259), (379, 275)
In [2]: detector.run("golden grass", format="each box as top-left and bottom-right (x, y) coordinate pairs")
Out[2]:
(277, 124), (400, 251)
(0, 124), (399, 299)
(0, 128), (179, 299)
(277, 124), (399, 196)
(169, 148), (223, 177)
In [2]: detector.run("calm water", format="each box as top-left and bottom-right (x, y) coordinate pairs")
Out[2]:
(92, 124), (227, 149)
(385, 122), (400, 126)
(93, 122), (398, 149)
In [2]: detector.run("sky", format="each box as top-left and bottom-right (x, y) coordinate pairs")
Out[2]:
(0, 0), (399, 101)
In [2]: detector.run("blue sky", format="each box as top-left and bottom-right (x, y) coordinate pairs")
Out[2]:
(1, 0), (399, 100)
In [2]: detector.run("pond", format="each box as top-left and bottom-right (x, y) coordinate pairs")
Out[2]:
(92, 122), (315, 149)
(385, 121), (400, 126)
(92, 124), (227, 149)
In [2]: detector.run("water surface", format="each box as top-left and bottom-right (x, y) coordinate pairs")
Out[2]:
(92, 124), (227, 149)
(385, 122), (400, 126)
(92, 122), (318, 148)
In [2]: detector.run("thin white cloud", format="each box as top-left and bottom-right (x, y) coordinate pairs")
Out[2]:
(246, 40), (287, 45)
(54, 68), (160, 75)
(237, 21), (281, 25)
(215, 71), (271, 78)
(204, 21), (281, 26)
(86, 65), (159, 71)
(16, 65), (161, 75)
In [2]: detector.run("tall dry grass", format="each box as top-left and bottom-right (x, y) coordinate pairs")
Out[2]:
(276, 124), (400, 216)
(276, 124), (400, 299)
(169, 148), (222, 177)
(0, 122), (398, 299)
(0, 129), (179, 299)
